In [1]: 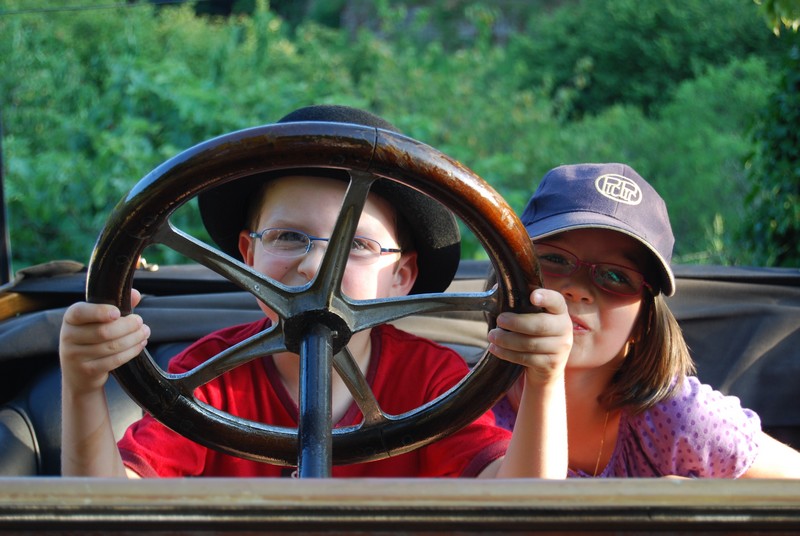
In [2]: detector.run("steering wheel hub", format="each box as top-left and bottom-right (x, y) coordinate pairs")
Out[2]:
(282, 309), (352, 355)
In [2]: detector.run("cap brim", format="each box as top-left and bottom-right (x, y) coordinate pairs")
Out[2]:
(526, 212), (675, 296)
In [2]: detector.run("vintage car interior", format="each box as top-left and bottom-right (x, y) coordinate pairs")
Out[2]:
(0, 122), (798, 534)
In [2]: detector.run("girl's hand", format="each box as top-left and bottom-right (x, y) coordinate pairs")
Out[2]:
(487, 288), (573, 384)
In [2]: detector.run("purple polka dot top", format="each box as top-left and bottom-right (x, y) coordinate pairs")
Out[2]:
(494, 376), (761, 478)
(574, 376), (761, 478)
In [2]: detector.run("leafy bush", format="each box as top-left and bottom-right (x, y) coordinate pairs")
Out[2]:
(739, 43), (800, 266)
(634, 56), (775, 261)
(509, 0), (786, 117)
(0, 0), (788, 271)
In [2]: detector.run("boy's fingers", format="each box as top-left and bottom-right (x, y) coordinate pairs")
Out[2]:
(130, 288), (143, 309)
(63, 302), (121, 326)
(63, 289), (142, 327)
(63, 313), (147, 347)
(64, 321), (149, 366)
(97, 328), (149, 361)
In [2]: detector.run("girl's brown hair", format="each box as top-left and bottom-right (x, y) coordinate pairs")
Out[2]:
(598, 290), (695, 413)
(485, 259), (694, 414)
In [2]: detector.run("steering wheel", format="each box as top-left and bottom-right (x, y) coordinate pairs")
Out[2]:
(87, 121), (541, 475)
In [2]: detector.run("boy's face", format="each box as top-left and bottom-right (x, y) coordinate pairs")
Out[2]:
(237, 175), (418, 323)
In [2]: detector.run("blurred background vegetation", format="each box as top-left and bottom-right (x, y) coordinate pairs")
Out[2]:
(0, 0), (797, 271)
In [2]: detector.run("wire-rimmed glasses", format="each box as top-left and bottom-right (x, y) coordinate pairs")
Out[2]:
(249, 227), (402, 265)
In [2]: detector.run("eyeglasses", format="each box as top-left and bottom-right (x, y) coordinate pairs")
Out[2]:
(249, 227), (402, 265)
(533, 242), (650, 297)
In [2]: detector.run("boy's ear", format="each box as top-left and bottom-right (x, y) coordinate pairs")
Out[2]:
(238, 231), (255, 265)
(392, 251), (419, 297)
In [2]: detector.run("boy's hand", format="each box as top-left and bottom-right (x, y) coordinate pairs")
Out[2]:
(60, 290), (150, 395)
(487, 288), (572, 384)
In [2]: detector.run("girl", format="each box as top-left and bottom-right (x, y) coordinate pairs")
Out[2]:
(489, 163), (800, 479)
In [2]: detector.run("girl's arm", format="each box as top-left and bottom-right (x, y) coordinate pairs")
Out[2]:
(487, 289), (573, 478)
(740, 432), (800, 478)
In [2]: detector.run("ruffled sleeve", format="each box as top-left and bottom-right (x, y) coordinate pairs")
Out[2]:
(613, 376), (761, 478)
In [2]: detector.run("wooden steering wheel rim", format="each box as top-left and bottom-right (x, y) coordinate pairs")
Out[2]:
(87, 121), (541, 466)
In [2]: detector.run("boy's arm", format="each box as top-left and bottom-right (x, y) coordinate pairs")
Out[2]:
(59, 291), (150, 477)
(485, 289), (572, 478)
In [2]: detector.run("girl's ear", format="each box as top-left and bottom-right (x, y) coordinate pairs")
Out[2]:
(391, 251), (419, 297)
(238, 231), (255, 266)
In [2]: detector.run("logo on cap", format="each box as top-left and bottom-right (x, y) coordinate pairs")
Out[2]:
(595, 174), (642, 205)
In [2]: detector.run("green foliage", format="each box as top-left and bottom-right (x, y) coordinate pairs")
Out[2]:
(739, 43), (800, 266)
(0, 0), (790, 271)
(510, 0), (785, 117)
(480, 56), (774, 261)
(755, 0), (800, 34)
(634, 57), (775, 261)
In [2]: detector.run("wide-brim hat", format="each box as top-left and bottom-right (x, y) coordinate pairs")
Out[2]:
(520, 163), (675, 296)
(198, 104), (461, 295)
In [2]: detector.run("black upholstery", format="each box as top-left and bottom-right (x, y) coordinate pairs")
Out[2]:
(0, 407), (37, 476)
(0, 342), (186, 476)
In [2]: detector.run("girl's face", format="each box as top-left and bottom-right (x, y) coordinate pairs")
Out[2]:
(237, 176), (418, 323)
(536, 228), (649, 371)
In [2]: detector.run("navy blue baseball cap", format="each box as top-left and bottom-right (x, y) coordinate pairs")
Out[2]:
(521, 163), (675, 296)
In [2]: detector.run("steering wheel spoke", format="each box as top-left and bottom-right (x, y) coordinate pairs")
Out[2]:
(347, 289), (499, 333)
(311, 171), (376, 299)
(172, 325), (286, 393)
(333, 348), (387, 426)
(153, 221), (296, 317)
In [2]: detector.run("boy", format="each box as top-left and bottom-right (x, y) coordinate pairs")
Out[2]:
(59, 105), (514, 478)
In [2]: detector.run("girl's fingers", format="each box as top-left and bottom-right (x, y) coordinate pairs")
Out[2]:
(487, 288), (572, 374)
(494, 289), (569, 335)
(531, 288), (568, 315)
(488, 326), (559, 354)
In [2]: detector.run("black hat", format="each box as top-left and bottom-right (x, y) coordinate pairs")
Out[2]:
(521, 163), (675, 296)
(198, 104), (461, 295)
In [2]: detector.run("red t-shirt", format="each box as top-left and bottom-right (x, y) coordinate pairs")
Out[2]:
(119, 319), (510, 477)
